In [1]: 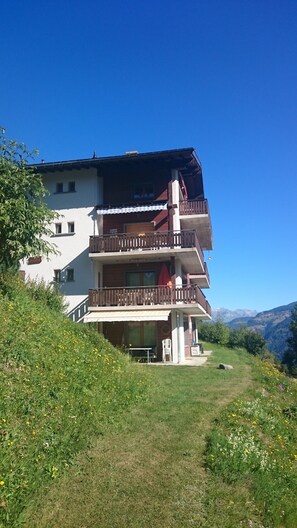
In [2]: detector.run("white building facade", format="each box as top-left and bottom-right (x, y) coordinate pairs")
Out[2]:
(21, 148), (213, 363)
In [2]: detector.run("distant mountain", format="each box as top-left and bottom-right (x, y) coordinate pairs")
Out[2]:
(212, 307), (258, 323)
(227, 302), (297, 359)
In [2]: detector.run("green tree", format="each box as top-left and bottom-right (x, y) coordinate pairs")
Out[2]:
(282, 304), (297, 376)
(212, 320), (230, 346)
(0, 129), (57, 272)
(198, 320), (229, 345)
(228, 327), (248, 349)
(198, 321), (213, 342)
(244, 330), (266, 357)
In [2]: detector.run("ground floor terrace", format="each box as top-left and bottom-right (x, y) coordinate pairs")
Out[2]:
(84, 308), (206, 364)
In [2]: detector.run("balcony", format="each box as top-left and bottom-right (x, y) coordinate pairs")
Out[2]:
(88, 285), (211, 317)
(179, 199), (213, 250)
(89, 230), (207, 275)
(189, 259), (210, 289)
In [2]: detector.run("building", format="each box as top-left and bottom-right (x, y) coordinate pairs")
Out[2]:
(21, 147), (213, 363)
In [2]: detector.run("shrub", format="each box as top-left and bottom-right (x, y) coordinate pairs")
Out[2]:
(228, 327), (248, 348)
(26, 278), (66, 313)
(244, 330), (266, 357)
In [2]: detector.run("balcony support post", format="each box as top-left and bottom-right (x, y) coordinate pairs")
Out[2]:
(175, 258), (182, 288)
(177, 310), (185, 363)
(171, 310), (179, 363)
(171, 169), (180, 232)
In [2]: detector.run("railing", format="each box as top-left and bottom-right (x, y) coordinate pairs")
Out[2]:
(89, 285), (210, 313)
(199, 260), (210, 285)
(179, 199), (209, 215)
(89, 229), (204, 264)
(204, 260), (210, 285)
(205, 300), (212, 317)
(67, 297), (89, 323)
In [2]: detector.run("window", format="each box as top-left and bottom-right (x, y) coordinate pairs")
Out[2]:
(55, 181), (76, 193)
(66, 268), (74, 282)
(127, 322), (156, 348)
(68, 222), (75, 234)
(55, 223), (62, 234)
(133, 183), (154, 200)
(126, 271), (155, 287)
(54, 269), (61, 283)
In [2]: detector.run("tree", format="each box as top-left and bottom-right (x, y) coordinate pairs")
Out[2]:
(244, 330), (266, 357)
(0, 129), (57, 272)
(282, 304), (297, 376)
(211, 320), (230, 346)
(198, 320), (229, 345)
(228, 327), (248, 349)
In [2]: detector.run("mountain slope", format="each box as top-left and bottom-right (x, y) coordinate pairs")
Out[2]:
(228, 301), (296, 358)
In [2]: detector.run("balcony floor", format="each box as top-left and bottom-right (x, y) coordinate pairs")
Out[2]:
(89, 247), (204, 274)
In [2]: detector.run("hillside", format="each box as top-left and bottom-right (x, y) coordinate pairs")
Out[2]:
(0, 275), (149, 527)
(2, 276), (297, 528)
(228, 301), (296, 358)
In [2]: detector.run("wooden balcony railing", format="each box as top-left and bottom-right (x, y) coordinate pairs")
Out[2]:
(89, 285), (210, 313)
(201, 260), (210, 285)
(90, 229), (204, 264)
(179, 199), (209, 216)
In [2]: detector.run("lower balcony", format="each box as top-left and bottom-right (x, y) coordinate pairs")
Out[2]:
(88, 285), (211, 317)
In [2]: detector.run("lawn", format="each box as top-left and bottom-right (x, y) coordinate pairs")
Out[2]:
(2, 275), (296, 528)
(23, 345), (260, 528)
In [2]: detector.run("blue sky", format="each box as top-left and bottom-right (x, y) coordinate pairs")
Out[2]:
(1, 0), (296, 312)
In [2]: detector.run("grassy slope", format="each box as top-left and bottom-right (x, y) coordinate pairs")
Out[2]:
(24, 346), (258, 528)
(0, 277), (150, 527)
(1, 279), (297, 527)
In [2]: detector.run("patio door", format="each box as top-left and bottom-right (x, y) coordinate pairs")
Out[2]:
(126, 270), (157, 349)
(127, 321), (156, 348)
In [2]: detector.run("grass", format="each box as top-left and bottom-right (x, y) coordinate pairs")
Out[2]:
(206, 358), (297, 527)
(0, 275), (150, 527)
(1, 276), (297, 527)
(22, 344), (257, 528)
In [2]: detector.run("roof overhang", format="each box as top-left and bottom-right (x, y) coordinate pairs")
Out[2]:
(31, 147), (204, 201)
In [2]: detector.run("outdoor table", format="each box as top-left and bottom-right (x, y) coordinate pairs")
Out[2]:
(128, 347), (154, 363)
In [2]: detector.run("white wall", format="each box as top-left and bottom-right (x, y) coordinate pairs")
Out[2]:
(21, 168), (102, 314)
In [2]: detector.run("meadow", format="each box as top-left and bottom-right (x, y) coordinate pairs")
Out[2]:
(1, 276), (297, 527)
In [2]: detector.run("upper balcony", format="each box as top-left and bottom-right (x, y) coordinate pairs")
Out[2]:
(88, 285), (211, 317)
(89, 229), (207, 275)
(179, 199), (213, 250)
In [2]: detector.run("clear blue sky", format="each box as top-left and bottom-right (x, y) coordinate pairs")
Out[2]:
(1, 0), (296, 312)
